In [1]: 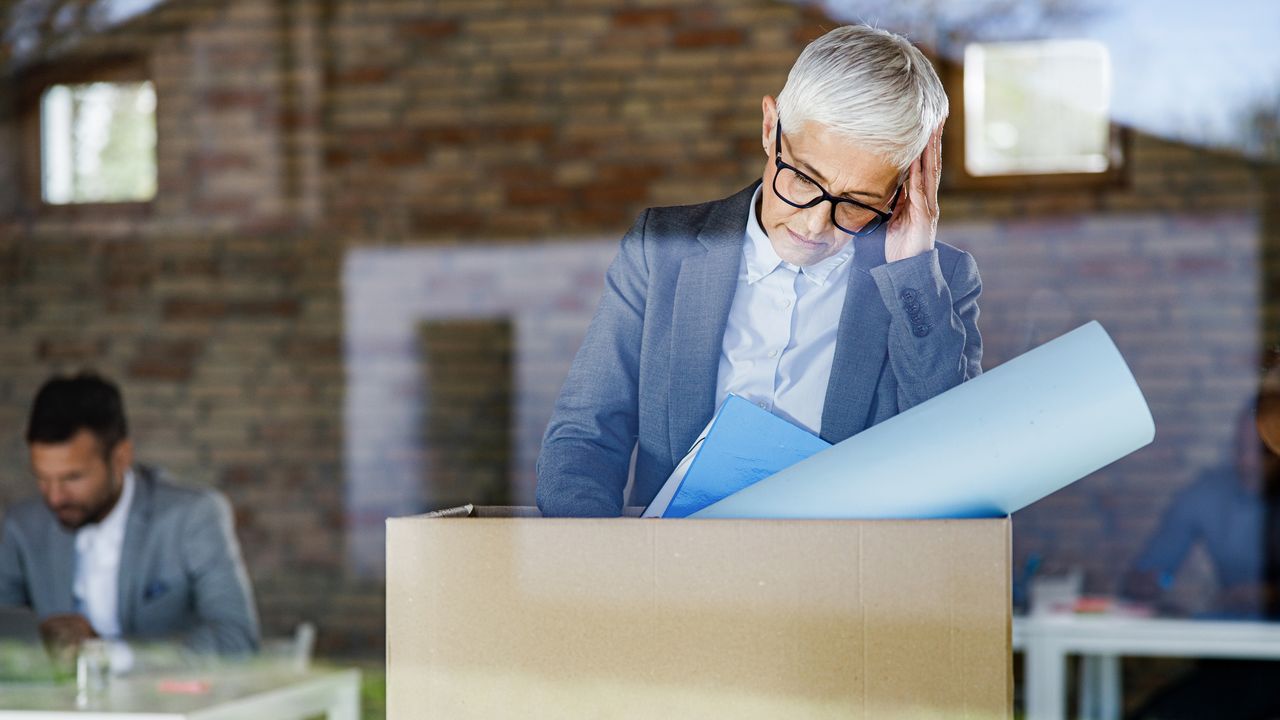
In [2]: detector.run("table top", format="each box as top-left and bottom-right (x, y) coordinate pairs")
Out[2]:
(0, 666), (358, 718)
(1014, 614), (1280, 658)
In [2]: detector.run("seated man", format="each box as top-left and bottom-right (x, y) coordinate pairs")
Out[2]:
(0, 373), (259, 664)
(1121, 395), (1280, 720)
(1124, 399), (1280, 617)
(537, 25), (981, 516)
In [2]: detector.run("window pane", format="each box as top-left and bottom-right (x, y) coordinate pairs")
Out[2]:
(964, 40), (1111, 176)
(40, 80), (157, 204)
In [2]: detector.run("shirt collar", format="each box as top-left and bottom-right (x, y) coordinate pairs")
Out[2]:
(744, 185), (855, 287)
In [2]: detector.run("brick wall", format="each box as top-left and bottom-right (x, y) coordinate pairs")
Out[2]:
(1, 0), (1276, 661)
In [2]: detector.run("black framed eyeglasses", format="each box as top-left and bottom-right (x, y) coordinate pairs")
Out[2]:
(772, 119), (900, 237)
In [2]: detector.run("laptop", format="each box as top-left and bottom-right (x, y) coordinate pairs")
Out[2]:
(0, 607), (64, 683)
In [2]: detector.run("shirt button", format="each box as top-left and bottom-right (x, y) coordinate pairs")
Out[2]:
(781, 299), (793, 309)
(759, 402), (768, 410)
(768, 349), (779, 358)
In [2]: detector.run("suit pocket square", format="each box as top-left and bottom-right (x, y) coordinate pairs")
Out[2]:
(143, 580), (170, 602)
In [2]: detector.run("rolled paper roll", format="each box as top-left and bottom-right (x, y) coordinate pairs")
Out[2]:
(694, 321), (1155, 519)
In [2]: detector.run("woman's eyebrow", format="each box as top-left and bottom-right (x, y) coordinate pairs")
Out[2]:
(793, 155), (881, 201)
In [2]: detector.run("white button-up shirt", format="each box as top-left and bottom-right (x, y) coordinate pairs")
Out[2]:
(73, 469), (135, 639)
(714, 186), (854, 435)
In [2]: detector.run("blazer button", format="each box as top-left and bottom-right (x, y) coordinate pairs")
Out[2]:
(913, 323), (932, 338)
(899, 288), (919, 304)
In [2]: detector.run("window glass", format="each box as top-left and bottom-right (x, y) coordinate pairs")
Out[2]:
(964, 40), (1111, 176)
(40, 80), (157, 204)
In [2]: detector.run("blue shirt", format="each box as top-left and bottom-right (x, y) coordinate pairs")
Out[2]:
(1134, 467), (1266, 591)
(714, 186), (854, 435)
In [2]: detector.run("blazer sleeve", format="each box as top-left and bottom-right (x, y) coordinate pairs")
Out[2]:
(536, 210), (651, 517)
(178, 492), (261, 655)
(0, 518), (31, 608)
(869, 247), (982, 410)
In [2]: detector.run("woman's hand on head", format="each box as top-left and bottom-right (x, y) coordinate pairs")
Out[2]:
(884, 122), (944, 264)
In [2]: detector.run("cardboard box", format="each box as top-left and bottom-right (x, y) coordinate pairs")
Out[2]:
(387, 507), (1011, 719)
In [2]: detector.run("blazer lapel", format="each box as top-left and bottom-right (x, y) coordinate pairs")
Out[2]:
(116, 468), (152, 636)
(45, 520), (77, 614)
(820, 229), (892, 443)
(667, 183), (758, 463)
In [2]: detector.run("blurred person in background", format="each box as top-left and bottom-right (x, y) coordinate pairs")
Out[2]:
(0, 372), (259, 668)
(537, 25), (981, 517)
(1121, 393), (1280, 719)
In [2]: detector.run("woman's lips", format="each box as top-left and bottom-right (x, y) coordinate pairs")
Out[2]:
(787, 228), (824, 248)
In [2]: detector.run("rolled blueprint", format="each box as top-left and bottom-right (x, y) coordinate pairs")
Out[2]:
(694, 321), (1155, 519)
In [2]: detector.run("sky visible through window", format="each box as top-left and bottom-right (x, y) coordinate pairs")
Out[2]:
(817, 0), (1280, 160)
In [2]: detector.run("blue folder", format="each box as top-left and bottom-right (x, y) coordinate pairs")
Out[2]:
(661, 395), (831, 518)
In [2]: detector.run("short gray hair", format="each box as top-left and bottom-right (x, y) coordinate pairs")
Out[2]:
(776, 25), (948, 171)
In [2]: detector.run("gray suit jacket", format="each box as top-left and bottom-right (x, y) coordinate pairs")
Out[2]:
(0, 465), (260, 654)
(537, 182), (983, 517)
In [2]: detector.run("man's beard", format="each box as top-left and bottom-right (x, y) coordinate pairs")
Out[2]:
(52, 490), (116, 530)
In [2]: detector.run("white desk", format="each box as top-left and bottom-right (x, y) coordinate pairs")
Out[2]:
(0, 667), (360, 719)
(1014, 615), (1280, 720)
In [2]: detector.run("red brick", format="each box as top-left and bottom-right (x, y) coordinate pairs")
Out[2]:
(561, 206), (630, 229)
(507, 186), (572, 207)
(126, 361), (191, 382)
(598, 163), (665, 184)
(165, 257), (220, 278)
(278, 109), (318, 131)
(612, 9), (679, 28)
(127, 339), (203, 381)
(498, 165), (556, 186)
(375, 148), (424, 167)
(673, 28), (745, 48)
(193, 197), (254, 214)
(792, 13), (834, 45)
(494, 124), (555, 143)
(582, 183), (648, 204)
(684, 159), (741, 179)
(548, 140), (598, 161)
(409, 211), (486, 234)
(232, 299), (300, 318)
(399, 19), (460, 40)
(429, 126), (485, 145)
(164, 298), (229, 320)
(680, 8), (721, 27)
(37, 338), (108, 362)
(136, 338), (203, 360)
(228, 255), (302, 279)
(282, 337), (341, 359)
(205, 46), (273, 70)
(204, 89), (269, 111)
(325, 148), (352, 166)
(104, 245), (154, 291)
(335, 65), (393, 84)
(194, 153), (253, 172)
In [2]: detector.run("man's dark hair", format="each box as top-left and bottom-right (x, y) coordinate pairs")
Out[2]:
(26, 372), (129, 454)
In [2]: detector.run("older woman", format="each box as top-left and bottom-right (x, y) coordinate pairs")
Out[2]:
(538, 25), (981, 517)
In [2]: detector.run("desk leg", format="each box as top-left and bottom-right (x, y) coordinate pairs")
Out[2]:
(1081, 655), (1098, 719)
(1098, 654), (1121, 720)
(328, 675), (361, 720)
(1026, 641), (1066, 720)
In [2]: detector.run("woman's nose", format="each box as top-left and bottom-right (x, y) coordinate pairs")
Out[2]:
(803, 203), (834, 236)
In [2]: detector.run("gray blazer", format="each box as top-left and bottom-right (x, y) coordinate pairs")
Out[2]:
(0, 465), (260, 655)
(537, 182), (983, 517)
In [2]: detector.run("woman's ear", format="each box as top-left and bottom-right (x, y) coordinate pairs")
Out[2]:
(761, 95), (778, 154)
